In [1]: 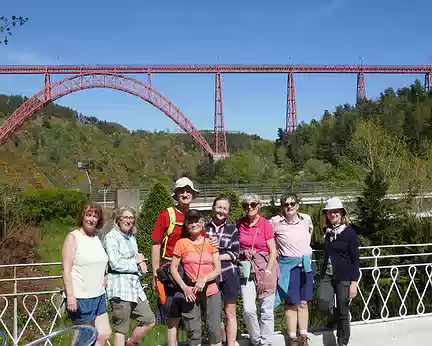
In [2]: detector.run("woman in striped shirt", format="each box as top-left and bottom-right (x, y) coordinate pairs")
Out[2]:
(206, 196), (240, 346)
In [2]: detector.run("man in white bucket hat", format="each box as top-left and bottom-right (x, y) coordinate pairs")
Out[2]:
(151, 176), (199, 346)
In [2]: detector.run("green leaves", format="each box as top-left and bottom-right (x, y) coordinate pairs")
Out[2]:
(0, 16), (28, 45)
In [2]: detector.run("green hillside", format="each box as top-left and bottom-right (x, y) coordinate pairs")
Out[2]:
(0, 79), (431, 191)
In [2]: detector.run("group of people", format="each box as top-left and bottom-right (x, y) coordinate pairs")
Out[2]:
(61, 176), (360, 346)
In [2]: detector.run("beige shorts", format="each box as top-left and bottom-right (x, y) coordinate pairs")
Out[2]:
(111, 297), (155, 335)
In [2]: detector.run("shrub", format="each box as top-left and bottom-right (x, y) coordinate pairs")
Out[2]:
(136, 182), (174, 310)
(15, 189), (87, 225)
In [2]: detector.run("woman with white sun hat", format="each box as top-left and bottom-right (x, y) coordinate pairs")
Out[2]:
(317, 197), (360, 346)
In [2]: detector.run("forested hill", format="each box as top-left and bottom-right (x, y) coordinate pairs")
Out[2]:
(0, 79), (431, 191)
(0, 94), (275, 188)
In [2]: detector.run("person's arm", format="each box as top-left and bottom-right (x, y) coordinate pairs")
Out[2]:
(62, 233), (77, 312)
(151, 211), (167, 288)
(348, 228), (361, 298)
(265, 238), (277, 274)
(104, 234), (139, 272)
(170, 255), (195, 302)
(220, 226), (239, 262)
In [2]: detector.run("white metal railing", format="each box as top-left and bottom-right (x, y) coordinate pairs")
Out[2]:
(1, 244), (432, 344)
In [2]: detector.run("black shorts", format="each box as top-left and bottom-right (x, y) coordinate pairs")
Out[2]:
(218, 272), (240, 303)
(156, 289), (186, 324)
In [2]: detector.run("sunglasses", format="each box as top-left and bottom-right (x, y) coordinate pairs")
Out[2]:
(242, 202), (258, 209)
(283, 202), (297, 208)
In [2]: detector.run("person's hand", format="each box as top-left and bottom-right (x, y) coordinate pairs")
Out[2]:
(183, 286), (196, 302)
(264, 269), (272, 276)
(208, 237), (219, 249)
(139, 261), (148, 274)
(193, 278), (207, 293)
(135, 253), (145, 264)
(104, 275), (108, 288)
(67, 295), (77, 312)
(349, 282), (358, 299)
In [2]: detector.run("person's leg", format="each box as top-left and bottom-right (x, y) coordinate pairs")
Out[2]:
(259, 293), (275, 346)
(298, 268), (314, 340)
(182, 297), (202, 346)
(240, 278), (261, 346)
(220, 274), (240, 346)
(165, 290), (183, 346)
(335, 281), (351, 346)
(93, 295), (111, 346)
(284, 267), (301, 341)
(94, 313), (112, 346)
(110, 298), (132, 346)
(317, 274), (336, 325)
(127, 300), (156, 345)
(205, 292), (222, 346)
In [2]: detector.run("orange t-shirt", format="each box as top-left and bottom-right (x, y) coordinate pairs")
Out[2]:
(173, 238), (219, 296)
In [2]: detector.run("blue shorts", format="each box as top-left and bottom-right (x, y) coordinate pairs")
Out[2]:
(217, 271), (240, 303)
(68, 293), (108, 323)
(285, 266), (315, 306)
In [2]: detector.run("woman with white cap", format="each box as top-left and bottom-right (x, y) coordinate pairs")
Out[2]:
(151, 177), (199, 346)
(317, 197), (360, 346)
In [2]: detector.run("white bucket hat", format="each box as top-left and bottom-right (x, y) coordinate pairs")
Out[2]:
(322, 197), (346, 214)
(171, 177), (199, 198)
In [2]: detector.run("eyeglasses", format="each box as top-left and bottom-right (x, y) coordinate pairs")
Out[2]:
(121, 216), (135, 221)
(283, 202), (297, 208)
(242, 202), (258, 209)
(327, 209), (342, 214)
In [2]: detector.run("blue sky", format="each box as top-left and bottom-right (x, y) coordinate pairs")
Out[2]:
(1, 0), (431, 140)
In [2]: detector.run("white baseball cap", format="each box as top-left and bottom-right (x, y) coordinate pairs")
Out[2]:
(171, 177), (199, 197)
(322, 197), (346, 214)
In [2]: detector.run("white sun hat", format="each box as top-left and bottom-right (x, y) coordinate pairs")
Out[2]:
(322, 197), (346, 214)
(171, 177), (199, 197)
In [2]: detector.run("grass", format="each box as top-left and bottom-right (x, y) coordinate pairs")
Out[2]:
(31, 221), (182, 345)
(35, 221), (74, 277)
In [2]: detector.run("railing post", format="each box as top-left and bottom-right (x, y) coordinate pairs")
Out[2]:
(13, 266), (18, 344)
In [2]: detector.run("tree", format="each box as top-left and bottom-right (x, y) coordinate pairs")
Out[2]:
(348, 119), (409, 185)
(136, 182), (174, 260)
(356, 167), (401, 244)
(1, 16), (28, 45)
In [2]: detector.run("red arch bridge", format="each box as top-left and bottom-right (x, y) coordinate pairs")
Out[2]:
(0, 64), (431, 158)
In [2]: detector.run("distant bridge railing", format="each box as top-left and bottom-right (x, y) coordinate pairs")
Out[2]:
(1, 244), (432, 344)
(89, 181), (432, 211)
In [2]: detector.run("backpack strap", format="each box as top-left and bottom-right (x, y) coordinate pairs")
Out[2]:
(161, 207), (183, 260)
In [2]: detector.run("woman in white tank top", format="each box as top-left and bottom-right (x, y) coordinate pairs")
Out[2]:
(62, 202), (111, 345)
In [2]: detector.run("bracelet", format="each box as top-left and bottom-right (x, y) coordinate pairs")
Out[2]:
(265, 269), (271, 274)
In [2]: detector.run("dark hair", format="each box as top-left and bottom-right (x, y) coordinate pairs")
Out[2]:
(280, 191), (300, 207)
(76, 202), (104, 230)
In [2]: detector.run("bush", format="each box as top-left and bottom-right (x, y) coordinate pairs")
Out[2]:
(136, 182), (175, 310)
(15, 189), (87, 225)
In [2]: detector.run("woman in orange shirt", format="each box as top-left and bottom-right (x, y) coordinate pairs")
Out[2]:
(171, 209), (222, 346)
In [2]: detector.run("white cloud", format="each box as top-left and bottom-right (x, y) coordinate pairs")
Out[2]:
(0, 49), (56, 65)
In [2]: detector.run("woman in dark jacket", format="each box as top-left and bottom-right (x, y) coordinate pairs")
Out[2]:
(317, 197), (360, 346)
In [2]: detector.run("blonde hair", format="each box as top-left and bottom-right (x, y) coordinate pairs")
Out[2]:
(325, 212), (350, 229)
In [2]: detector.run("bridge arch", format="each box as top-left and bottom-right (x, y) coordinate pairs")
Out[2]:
(0, 73), (215, 156)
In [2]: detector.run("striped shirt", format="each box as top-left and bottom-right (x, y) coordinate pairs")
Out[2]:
(103, 227), (146, 303)
(205, 221), (239, 281)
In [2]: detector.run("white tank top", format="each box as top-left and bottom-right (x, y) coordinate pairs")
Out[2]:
(71, 229), (108, 298)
